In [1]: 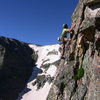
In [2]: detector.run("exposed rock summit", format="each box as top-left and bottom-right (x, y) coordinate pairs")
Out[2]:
(0, 36), (36, 100)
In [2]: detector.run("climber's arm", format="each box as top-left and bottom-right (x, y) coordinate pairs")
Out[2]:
(68, 29), (73, 32)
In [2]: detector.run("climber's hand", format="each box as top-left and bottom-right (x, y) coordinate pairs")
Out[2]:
(71, 24), (76, 29)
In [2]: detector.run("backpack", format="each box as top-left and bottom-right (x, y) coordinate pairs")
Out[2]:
(57, 36), (64, 42)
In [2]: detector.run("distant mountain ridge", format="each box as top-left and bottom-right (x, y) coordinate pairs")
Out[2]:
(0, 36), (61, 100)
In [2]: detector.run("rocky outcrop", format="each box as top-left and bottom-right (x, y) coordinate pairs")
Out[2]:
(0, 36), (36, 100)
(47, 0), (100, 100)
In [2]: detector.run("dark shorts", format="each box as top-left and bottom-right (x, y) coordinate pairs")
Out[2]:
(59, 36), (67, 43)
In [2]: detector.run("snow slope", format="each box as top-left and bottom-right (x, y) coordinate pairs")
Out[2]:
(17, 44), (60, 100)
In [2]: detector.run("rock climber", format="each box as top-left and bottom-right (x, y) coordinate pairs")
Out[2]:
(58, 24), (75, 59)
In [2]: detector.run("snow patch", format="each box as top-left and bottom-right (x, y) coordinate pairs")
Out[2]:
(46, 65), (57, 77)
(17, 44), (60, 100)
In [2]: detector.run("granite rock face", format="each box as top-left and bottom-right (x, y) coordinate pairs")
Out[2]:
(0, 36), (36, 100)
(47, 0), (100, 100)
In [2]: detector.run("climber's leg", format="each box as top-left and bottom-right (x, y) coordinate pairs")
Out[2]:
(61, 42), (65, 59)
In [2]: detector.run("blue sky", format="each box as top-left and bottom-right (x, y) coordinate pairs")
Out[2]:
(0, 0), (78, 45)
